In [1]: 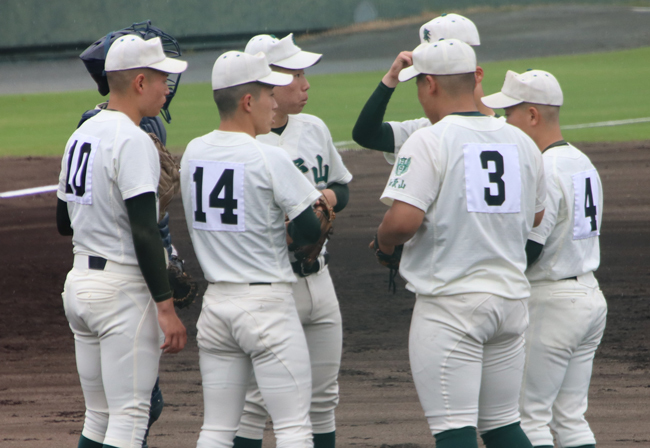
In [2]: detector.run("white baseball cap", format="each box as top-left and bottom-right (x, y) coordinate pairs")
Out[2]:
(419, 13), (480, 46)
(105, 35), (187, 74)
(211, 51), (293, 90)
(481, 70), (564, 109)
(399, 39), (477, 82)
(244, 33), (322, 70)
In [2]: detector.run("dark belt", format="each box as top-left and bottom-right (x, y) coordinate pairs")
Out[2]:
(88, 256), (108, 270)
(561, 276), (578, 281)
(250, 282), (272, 286)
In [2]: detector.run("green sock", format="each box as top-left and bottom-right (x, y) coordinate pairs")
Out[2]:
(314, 431), (336, 448)
(435, 426), (478, 448)
(481, 422), (533, 448)
(102, 445), (119, 448)
(568, 445), (596, 448)
(77, 435), (103, 448)
(534, 446), (554, 448)
(232, 436), (263, 448)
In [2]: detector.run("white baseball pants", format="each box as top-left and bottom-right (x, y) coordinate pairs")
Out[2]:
(197, 282), (313, 448)
(520, 272), (607, 447)
(409, 293), (529, 435)
(62, 258), (162, 448)
(236, 266), (343, 438)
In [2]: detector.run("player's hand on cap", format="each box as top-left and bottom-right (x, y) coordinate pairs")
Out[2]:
(156, 299), (188, 354)
(383, 51), (414, 88)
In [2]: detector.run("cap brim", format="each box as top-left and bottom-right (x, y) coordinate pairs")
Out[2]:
(480, 91), (523, 109)
(274, 51), (322, 70)
(398, 66), (420, 82)
(258, 71), (293, 86)
(149, 57), (188, 74)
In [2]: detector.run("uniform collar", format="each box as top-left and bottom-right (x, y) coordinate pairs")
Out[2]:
(543, 140), (568, 153)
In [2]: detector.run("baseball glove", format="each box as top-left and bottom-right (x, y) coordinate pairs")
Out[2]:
(370, 234), (404, 293)
(149, 132), (180, 221)
(167, 255), (198, 309)
(292, 196), (335, 266)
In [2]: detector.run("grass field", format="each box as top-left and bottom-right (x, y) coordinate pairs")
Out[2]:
(1, 46), (649, 157)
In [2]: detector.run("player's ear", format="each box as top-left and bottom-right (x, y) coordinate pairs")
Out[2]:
(529, 106), (541, 126)
(133, 73), (146, 94)
(241, 93), (254, 113)
(425, 75), (437, 95)
(475, 66), (484, 83)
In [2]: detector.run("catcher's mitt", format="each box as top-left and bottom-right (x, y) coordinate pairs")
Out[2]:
(370, 234), (404, 293)
(292, 196), (335, 266)
(167, 255), (198, 309)
(149, 132), (180, 221)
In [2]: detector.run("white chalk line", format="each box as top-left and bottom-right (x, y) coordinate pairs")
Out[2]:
(2, 116), (649, 199)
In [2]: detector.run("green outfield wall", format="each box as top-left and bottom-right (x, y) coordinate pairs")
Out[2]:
(0, 0), (623, 55)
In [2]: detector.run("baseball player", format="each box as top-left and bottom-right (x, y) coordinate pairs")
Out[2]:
(373, 39), (546, 448)
(482, 70), (607, 448)
(231, 34), (352, 448)
(76, 21), (188, 448)
(180, 50), (325, 448)
(352, 13), (495, 164)
(56, 35), (188, 448)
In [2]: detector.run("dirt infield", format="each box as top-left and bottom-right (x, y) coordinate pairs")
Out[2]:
(1, 142), (649, 447)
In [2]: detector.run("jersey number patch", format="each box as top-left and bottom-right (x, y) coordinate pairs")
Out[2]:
(64, 133), (99, 205)
(463, 143), (521, 213)
(190, 160), (245, 232)
(572, 169), (600, 240)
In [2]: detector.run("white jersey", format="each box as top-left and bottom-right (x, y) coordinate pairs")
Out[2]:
(381, 114), (546, 299)
(257, 113), (353, 189)
(180, 130), (322, 284)
(526, 142), (602, 283)
(385, 115), (507, 164)
(57, 109), (160, 265)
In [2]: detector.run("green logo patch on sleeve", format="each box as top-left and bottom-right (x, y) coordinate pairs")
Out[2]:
(395, 157), (412, 176)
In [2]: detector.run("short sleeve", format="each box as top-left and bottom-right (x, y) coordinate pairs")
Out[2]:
(57, 136), (75, 201)
(380, 129), (442, 211)
(267, 147), (322, 220)
(534, 146), (547, 214)
(323, 127), (353, 186)
(529, 155), (558, 245)
(115, 134), (159, 201)
(389, 117), (432, 154)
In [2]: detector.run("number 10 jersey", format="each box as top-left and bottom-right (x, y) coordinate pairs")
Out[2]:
(380, 114), (546, 299)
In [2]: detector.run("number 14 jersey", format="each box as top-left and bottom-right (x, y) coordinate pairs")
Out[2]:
(180, 130), (321, 284)
(380, 114), (546, 299)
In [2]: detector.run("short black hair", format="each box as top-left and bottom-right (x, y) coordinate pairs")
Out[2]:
(213, 82), (266, 119)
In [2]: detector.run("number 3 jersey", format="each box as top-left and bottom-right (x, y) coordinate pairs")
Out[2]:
(525, 142), (602, 283)
(180, 130), (322, 284)
(380, 114), (546, 299)
(57, 110), (161, 265)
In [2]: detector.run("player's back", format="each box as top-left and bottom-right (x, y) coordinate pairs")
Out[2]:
(180, 130), (319, 284)
(526, 143), (602, 282)
(58, 109), (160, 265)
(384, 114), (545, 299)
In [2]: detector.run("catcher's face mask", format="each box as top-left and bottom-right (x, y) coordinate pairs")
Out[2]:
(79, 20), (183, 123)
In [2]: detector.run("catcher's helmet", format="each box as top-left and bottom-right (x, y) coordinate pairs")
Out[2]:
(79, 20), (182, 123)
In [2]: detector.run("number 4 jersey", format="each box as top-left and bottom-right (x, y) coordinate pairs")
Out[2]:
(526, 142), (602, 282)
(380, 113), (546, 299)
(180, 130), (322, 284)
(57, 110), (161, 265)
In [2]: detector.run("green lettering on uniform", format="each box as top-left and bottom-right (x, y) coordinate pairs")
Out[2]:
(388, 178), (406, 189)
(311, 155), (329, 185)
(395, 157), (411, 176)
(422, 28), (431, 42)
(293, 158), (309, 174)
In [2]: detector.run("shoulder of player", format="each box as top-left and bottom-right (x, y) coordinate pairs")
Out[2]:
(289, 113), (331, 135)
